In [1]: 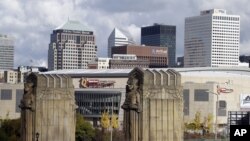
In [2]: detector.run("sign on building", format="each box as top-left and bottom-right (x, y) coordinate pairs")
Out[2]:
(240, 94), (250, 108)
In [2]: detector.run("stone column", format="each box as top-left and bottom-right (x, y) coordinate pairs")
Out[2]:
(20, 73), (77, 141)
(122, 68), (183, 141)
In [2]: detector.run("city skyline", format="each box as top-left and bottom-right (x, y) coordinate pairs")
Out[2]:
(1, 0), (250, 67)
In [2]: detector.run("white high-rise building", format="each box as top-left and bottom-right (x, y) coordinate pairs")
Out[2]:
(0, 34), (14, 70)
(184, 9), (240, 67)
(48, 20), (97, 70)
(108, 28), (135, 57)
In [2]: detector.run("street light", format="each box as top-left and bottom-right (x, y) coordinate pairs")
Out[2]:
(206, 81), (233, 140)
(206, 89), (219, 140)
(35, 132), (39, 141)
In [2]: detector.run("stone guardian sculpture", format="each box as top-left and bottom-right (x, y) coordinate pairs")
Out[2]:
(122, 74), (142, 141)
(20, 81), (35, 141)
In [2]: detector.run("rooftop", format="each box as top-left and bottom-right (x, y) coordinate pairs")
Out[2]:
(55, 20), (91, 31)
(42, 67), (250, 78)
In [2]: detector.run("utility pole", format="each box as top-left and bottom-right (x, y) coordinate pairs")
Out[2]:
(110, 95), (113, 141)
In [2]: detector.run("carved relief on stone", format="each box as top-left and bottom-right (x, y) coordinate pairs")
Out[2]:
(166, 87), (183, 100)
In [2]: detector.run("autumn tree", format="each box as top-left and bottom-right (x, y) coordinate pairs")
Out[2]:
(206, 113), (213, 133)
(194, 111), (201, 131)
(111, 114), (119, 129)
(100, 111), (110, 129)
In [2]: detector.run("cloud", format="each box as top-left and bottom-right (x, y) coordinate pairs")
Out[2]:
(0, 0), (250, 68)
(88, 0), (168, 13)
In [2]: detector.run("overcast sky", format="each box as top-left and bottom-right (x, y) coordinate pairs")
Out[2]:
(1, 0), (250, 67)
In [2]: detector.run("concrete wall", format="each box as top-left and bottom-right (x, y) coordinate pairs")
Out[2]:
(0, 83), (23, 119)
(181, 72), (250, 131)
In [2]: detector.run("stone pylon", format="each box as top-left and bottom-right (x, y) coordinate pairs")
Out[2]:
(20, 73), (77, 141)
(122, 68), (183, 141)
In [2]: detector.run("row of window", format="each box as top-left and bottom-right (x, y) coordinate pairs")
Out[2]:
(213, 24), (239, 27)
(212, 41), (239, 44)
(213, 30), (239, 33)
(213, 16), (239, 21)
(58, 34), (94, 42)
(213, 21), (239, 24)
(213, 26), (239, 30)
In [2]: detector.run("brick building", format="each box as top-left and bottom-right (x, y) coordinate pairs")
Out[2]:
(111, 45), (168, 68)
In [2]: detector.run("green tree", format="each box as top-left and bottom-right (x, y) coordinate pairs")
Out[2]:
(0, 118), (20, 141)
(75, 113), (95, 141)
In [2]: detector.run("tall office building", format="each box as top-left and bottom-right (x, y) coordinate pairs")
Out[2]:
(48, 20), (97, 70)
(0, 34), (14, 70)
(141, 24), (176, 67)
(184, 9), (240, 67)
(108, 28), (135, 57)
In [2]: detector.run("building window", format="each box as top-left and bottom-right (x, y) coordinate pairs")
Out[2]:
(194, 89), (209, 101)
(16, 89), (24, 112)
(1, 89), (12, 100)
(183, 89), (189, 115)
(218, 100), (227, 116)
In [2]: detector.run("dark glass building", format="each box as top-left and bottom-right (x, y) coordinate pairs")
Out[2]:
(141, 24), (176, 67)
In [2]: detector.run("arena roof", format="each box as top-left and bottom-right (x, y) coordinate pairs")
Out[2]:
(42, 67), (250, 78)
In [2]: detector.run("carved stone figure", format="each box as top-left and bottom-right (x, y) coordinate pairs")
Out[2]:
(20, 82), (35, 110)
(122, 68), (183, 141)
(20, 82), (35, 141)
(122, 74), (142, 141)
(122, 76), (141, 112)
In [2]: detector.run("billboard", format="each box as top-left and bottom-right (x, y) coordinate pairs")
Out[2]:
(80, 78), (115, 88)
(151, 48), (167, 55)
(240, 94), (250, 108)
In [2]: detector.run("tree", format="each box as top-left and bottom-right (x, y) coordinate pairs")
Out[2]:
(206, 113), (213, 133)
(75, 113), (95, 141)
(194, 111), (201, 131)
(111, 114), (119, 129)
(0, 118), (20, 141)
(100, 111), (110, 129)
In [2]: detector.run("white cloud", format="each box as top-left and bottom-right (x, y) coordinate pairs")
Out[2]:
(240, 40), (250, 55)
(127, 24), (140, 44)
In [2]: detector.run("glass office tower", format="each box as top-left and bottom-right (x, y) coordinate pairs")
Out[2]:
(141, 24), (176, 67)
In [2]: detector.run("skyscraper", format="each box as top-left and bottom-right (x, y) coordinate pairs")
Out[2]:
(48, 20), (97, 70)
(184, 9), (240, 67)
(141, 24), (176, 67)
(0, 34), (14, 70)
(108, 28), (135, 57)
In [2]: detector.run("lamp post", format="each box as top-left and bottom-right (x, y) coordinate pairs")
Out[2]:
(110, 95), (114, 141)
(206, 81), (233, 141)
(35, 132), (39, 141)
(207, 87), (219, 140)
